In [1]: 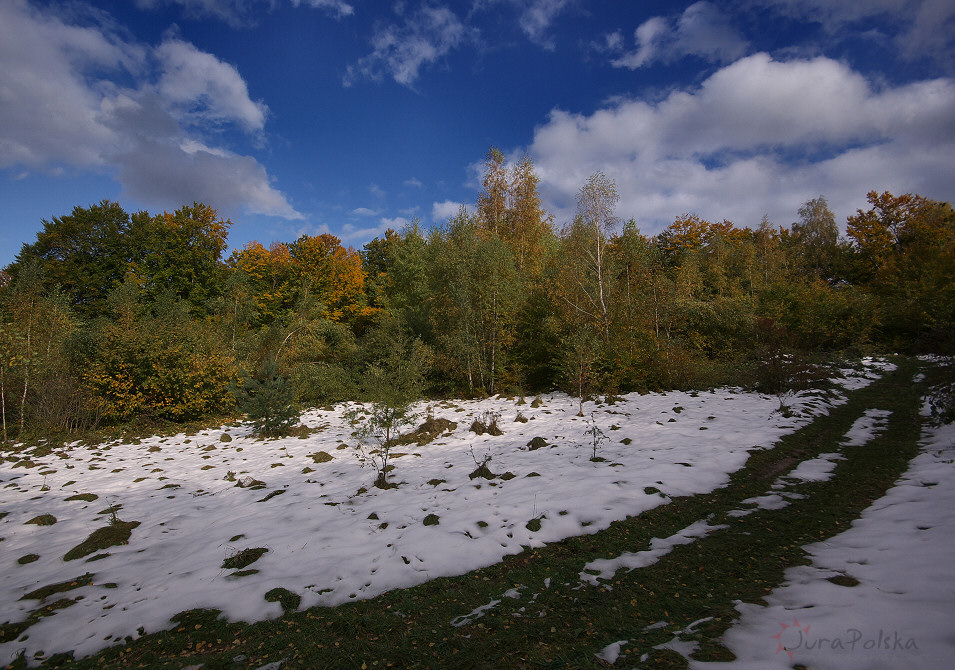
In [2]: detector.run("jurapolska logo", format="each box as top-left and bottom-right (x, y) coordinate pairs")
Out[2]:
(770, 618), (919, 660)
(771, 617), (810, 661)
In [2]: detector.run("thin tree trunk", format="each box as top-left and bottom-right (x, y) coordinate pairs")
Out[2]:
(1, 368), (7, 443)
(19, 310), (33, 437)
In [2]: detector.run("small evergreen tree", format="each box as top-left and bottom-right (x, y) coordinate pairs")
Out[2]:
(350, 316), (431, 488)
(233, 358), (299, 437)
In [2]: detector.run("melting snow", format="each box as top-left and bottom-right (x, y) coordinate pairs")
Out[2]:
(0, 361), (895, 664)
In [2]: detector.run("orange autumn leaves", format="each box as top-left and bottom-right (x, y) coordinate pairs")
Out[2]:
(231, 233), (377, 326)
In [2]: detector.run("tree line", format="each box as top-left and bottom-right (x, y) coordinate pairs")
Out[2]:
(2, 148), (953, 441)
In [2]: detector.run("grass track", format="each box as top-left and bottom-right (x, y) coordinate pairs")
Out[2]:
(9, 357), (933, 669)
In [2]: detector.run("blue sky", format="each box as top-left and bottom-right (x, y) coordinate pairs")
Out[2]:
(2, 0), (954, 269)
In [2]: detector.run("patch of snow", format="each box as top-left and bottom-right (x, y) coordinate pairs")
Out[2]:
(450, 599), (501, 627)
(842, 409), (892, 447)
(0, 386), (846, 663)
(783, 453), (845, 483)
(580, 520), (728, 585)
(834, 357), (897, 391)
(595, 639), (629, 664)
(690, 420), (955, 669)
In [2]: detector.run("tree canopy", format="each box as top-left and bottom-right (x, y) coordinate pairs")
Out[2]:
(2, 169), (952, 441)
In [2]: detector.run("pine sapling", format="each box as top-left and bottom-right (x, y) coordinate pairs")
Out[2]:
(585, 413), (608, 462)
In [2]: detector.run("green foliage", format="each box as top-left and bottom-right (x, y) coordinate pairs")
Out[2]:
(429, 211), (522, 395)
(83, 285), (237, 424)
(4, 183), (953, 440)
(8, 200), (133, 317)
(349, 318), (431, 488)
(233, 358), (300, 437)
(359, 315), (430, 407)
(125, 203), (231, 313)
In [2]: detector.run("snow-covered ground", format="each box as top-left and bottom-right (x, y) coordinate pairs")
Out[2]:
(0, 357), (911, 665)
(689, 400), (955, 669)
(0, 383), (843, 663)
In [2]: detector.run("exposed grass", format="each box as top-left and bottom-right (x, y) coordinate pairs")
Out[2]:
(0, 412), (243, 456)
(24, 514), (56, 526)
(20, 574), (94, 602)
(393, 417), (459, 447)
(16, 358), (938, 670)
(264, 588), (302, 613)
(222, 548), (268, 571)
(63, 521), (140, 562)
(66, 493), (99, 502)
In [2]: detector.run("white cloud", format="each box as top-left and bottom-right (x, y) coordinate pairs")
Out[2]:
(380, 216), (411, 229)
(755, 0), (955, 68)
(404, 177), (424, 188)
(344, 4), (471, 87)
(351, 207), (380, 216)
(609, 16), (668, 69)
(610, 2), (748, 69)
(136, 0), (354, 26)
(0, 0), (301, 220)
(432, 200), (470, 223)
(527, 53), (955, 233)
(518, 0), (572, 50)
(117, 135), (302, 220)
(290, 0), (355, 18)
(156, 38), (268, 132)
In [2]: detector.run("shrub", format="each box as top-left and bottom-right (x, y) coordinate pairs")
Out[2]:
(470, 410), (502, 436)
(233, 358), (300, 437)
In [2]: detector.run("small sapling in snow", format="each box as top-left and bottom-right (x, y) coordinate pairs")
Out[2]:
(585, 413), (608, 462)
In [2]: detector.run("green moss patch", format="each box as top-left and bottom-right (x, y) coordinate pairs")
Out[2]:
(222, 547), (268, 570)
(65, 493), (98, 502)
(308, 451), (333, 463)
(235, 477), (266, 489)
(394, 417), (458, 447)
(265, 588), (301, 613)
(228, 569), (260, 578)
(25, 514), (57, 526)
(64, 521), (140, 561)
(256, 490), (286, 503)
(526, 436), (548, 451)
(21, 573), (94, 601)
(17, 553), (40, 565)
(423, 514), (440, 526)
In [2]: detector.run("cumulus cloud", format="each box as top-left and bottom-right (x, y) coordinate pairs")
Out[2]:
(351, 207), (380, 216)
(156, 38), (268, 132)
(344, 3), (471, 87)
(609, 2), (748, 69)
(0, 0), (300, 219)
(432, 200), (470, 223)
(527, 53), (955, 233)
(380, 216), (411, 229)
